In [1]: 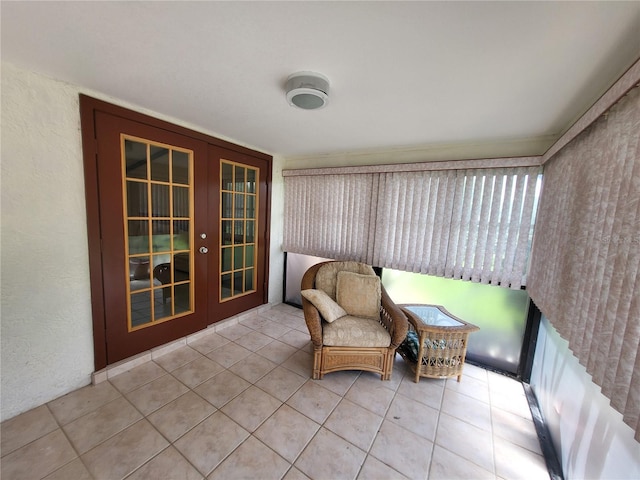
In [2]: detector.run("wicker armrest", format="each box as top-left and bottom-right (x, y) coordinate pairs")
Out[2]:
(381, 287), (408, 348)
(301, 298), (323, 347)
(301, 262), (328, 348)
(404, 311), (420, 332)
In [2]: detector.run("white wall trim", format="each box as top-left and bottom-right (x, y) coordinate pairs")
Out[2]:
(543, 57), (640, 163)
(283, 155), (542, 177)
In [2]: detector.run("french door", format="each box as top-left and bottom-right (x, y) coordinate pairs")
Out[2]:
(81, 96), (271, 368)
(208, 145), (270, 321)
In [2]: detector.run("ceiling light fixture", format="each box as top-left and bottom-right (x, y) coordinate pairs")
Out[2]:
(285, 71), (330, 110)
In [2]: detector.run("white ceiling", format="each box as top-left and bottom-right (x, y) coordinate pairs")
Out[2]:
(2, 1), (640, 159)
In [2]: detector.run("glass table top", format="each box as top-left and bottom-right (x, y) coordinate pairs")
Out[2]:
(403, 305), (465, 327)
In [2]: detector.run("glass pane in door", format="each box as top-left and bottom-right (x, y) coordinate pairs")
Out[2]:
(219, 160), (258, 301)
(122, 136), (194, 331)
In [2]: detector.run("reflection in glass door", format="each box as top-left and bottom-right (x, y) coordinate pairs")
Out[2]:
(220, 161), (258, 301)
(123, 136), (194, 330)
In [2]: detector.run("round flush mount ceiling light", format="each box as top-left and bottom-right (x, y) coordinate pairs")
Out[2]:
(285, 71), (330, 110)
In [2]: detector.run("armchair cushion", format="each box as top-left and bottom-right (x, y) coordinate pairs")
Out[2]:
(316, 261), (376, 299)
(323, 315), (391, 348)
(301, 289), (347, 323)
(336, 271), (381, 320)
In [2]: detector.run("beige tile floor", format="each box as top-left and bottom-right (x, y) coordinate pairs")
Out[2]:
(1, 303), (550, 480)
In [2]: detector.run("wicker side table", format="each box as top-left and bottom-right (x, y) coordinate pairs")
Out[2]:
(399, 304), (479, 383)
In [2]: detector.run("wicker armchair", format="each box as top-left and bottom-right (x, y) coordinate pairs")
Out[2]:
(301, 261), (408, 380)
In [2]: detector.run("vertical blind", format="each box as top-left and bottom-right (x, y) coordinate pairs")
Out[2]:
(528, 85), (640, 440)
(283, 173), (377, 263)
(373, 167), (540, 289)
(284, 164), (540, 289)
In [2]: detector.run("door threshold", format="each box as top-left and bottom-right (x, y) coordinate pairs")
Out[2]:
(92, 303), (274, 384)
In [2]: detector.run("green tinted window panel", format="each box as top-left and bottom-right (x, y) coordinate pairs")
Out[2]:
(246, 246), (255, 268)
(128, 220), (150, 255)
(245, 268), (254, 291)
(234, 246), (244, 270)
(222, 247), (232, 272)
(173, 221), (190, 250)
(381, 269), (529, 374)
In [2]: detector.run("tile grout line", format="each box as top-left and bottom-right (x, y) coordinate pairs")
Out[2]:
(431, 373), (501, 479)
(489, 379), (499, 479)
(166, 354), (289, 477)
(200, 314), (325, 479)
(277, 374), (359, 480)
(115, 331), (297, 479)
(425, 377), (448, 480)
(43, 402), (96, 480)
(110, 361), (193, 480)
(3, 307), (546, 480)
(159, 330), (312, 479)
(124, 359), (216, 479)
(349, 363), (412, 480)
(215, 311), (309, 476)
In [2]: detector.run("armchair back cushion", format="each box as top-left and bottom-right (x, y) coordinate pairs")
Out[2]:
(315, 261), (376, 299)
(336, 271), (381, 320)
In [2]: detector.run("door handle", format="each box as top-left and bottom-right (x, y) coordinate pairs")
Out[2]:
(199, 246), (209, 254)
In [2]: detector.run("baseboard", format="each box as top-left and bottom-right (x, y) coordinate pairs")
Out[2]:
(92, 302), (275, 384)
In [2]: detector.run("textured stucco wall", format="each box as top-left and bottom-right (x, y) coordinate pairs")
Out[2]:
(268, 155), (285, 305)
(0, 62), (286, 421)
(1, 63), (95, 421)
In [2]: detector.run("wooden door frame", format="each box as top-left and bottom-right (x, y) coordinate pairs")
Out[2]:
(80, 95), (272, 370)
